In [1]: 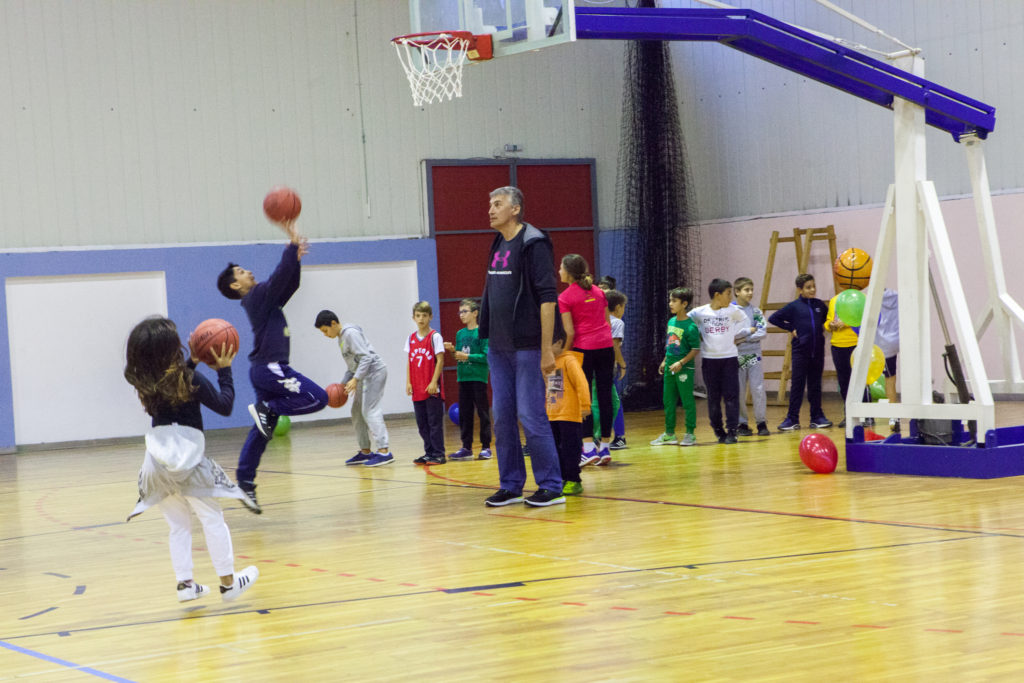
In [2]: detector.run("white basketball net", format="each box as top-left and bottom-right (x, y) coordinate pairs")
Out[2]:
(392, 33), (470, 107)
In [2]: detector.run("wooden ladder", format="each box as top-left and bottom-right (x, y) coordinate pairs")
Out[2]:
(759, 226), (839, 405)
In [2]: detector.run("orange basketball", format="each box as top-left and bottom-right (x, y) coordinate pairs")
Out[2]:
(326, 383), (348, 408)
(263, 186), (302, 223)
(189, 319), (239, 366)
(834, 247), (873, 290)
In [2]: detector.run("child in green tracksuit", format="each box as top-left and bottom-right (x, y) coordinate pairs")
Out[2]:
(443, 298), (492, 460)
(651, 287), (701, 447)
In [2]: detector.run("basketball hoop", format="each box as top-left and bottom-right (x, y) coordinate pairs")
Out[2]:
(391, 31), (492, 107)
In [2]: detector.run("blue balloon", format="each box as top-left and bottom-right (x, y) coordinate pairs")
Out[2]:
(448, 403), (459, 425)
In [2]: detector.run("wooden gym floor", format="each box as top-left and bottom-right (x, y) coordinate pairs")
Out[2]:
(4, 399), (1024, 681)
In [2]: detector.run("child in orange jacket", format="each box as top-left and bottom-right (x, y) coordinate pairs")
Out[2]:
(547, 327), (592, 496)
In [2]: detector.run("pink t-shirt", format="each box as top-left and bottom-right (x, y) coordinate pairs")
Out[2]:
(558, 283), (613, 350)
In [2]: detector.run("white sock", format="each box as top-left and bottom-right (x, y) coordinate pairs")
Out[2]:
(583, 442), (596, 454)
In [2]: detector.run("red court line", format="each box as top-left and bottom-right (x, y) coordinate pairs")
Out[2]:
(724, 616), (755, 621)
(853, 624), (888, 629)
(925, 629), (963, 633)
(786, 620), (820, 625)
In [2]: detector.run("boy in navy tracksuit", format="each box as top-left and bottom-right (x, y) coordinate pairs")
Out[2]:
(217, 219), (328, 508)
(768, 273), (832, 431)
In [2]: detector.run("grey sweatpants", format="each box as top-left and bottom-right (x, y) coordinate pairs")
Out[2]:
(738, 354), (767, 426)
(352, 367), (389, 451)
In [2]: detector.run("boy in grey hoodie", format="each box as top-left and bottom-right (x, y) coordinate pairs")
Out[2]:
(732, 277), (771, 437)
(315, 310), (393, 466)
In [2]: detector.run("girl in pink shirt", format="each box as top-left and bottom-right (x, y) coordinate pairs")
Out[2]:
(558, 254), (616, 466)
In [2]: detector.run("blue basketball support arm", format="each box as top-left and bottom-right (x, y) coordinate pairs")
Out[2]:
(574, 6), (995, 141)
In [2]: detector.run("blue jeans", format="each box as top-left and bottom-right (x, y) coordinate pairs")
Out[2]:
(237, 362), (327, 487)
(488, 347), (562, 493)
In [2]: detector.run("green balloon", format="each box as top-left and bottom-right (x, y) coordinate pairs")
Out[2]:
(274, 415), (291, 437)
(835, 288), (866, 326)
(869, 376), (887, 401)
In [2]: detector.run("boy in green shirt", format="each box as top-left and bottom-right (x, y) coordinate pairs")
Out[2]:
(651, 287), (701, 447)
(444, 299), (492, 460)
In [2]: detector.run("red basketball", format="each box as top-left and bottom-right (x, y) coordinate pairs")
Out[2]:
(189, 319), (240, 366)
(263, 186), (302, 223)
(326, 383), (348, 408)
(799, 433), (838, 473)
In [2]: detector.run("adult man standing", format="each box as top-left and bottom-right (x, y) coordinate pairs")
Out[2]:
(478, 186), (565, 507)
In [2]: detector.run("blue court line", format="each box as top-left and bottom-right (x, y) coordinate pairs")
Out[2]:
(74, 585), (86, 595)
(0, 639), (136, 682)
(19, 607), (58, 620)
(43, 572), (70, 579)
(444, 582), (525, 593)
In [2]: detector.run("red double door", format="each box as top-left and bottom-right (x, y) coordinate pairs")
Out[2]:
(427, 159), (597, 401)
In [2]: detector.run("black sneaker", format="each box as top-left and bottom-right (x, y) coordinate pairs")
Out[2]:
(248, 402), (278, 440)
(413, 454), (430, 465)
(524, 488), (566, 507)
(723, 432), (738, 444)
(736, 424), (753, 437)
(715, 429), (726, 444)
(756, 422), (771, 436)
(485, 489), (524, 507)
(238, 485), (262, 514)
(421, 454), (446, 465)
(609, 435), (628, 450)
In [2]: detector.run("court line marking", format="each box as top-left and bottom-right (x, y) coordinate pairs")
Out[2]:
(421, 467), (1024, 539)
(0, 639), (136, 682)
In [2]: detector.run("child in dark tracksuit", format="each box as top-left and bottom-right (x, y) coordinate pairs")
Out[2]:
(768, 274), (832, 431)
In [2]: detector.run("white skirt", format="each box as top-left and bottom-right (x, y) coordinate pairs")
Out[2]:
(127, 424), (249, 521)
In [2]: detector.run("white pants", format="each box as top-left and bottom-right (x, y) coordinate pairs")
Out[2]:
(738, 357), (767, 426)
(159, 494), (235, 581)
(352, 367), (389, 451)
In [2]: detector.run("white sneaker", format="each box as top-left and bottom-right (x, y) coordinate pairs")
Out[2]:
(649, 433), (678, 446)
(176, 580), (210, 602)
(220, 566), (259, 602)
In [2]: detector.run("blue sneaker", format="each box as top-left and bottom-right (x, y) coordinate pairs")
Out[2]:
(777, 418), (800, 431)
(346, 451), (374, 466)
(596, 445), (612, 466)
(448, 448), (473, 461)
(477, 448), (492, 460)
(363, 452), (394, 467)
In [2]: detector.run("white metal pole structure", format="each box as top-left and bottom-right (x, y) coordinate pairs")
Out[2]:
(845, 56), (996, 442)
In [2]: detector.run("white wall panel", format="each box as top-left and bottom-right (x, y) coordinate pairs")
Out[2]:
(3, 1), (1021, 241)
(6, 272), (167, 444)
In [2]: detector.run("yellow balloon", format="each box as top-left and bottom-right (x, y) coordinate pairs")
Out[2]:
(866, 345), (885, 385)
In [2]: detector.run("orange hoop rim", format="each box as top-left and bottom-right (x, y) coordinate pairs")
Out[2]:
(391, 30), (476, 50)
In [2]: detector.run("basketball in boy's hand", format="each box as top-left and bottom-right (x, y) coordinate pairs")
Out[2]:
(189, 319), (239, 366)
(833, 247), (872, 290)
(326, 383), (348, 408)
(263, 186), (302, 223)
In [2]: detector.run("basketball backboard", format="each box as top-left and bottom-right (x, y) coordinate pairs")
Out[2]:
(409, 0), (576, 58)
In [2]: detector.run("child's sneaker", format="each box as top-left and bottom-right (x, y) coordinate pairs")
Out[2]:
(809, 416), (833, 429)
(345, 451), (374, 466)
(239, 485), (262, 514)
(413, 454), (430, 464)
(723, 431), (738, 444)
(485, 489), (523, 507)
(579, 450), (600, 468)
(562, 480), (584, 496)
(680, 433), (698, 446)
(890, 418), (901, 433)
(756, 422), (771, 436)
(777, 418), (800, 431)
(477, 448), (492, 460)
(736, 423), (753, 437)
(524, 489), (566, 507)
(448, 448), (473, 461)
(596, 446), (612, 466)
(364, 452), (394, 467)
(220, 566), (259, 602)
(421, 454), (446, 465)
(649, 433), (678, 446)
(609, 435), (628, 450)
(248, 402), (278, 440)
(176, 580), (209, 602)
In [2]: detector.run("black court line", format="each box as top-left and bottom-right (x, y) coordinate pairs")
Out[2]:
(19, 607), (58, 620)
(1, 588), (445, 641)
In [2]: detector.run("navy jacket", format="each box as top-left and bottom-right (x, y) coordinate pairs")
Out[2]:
(242, 242), (301, 364)
(478, 223), (559, 350)
(768, 297), (828, 358)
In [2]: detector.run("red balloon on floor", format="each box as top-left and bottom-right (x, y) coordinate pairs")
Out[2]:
(799, 433), (838, 473)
